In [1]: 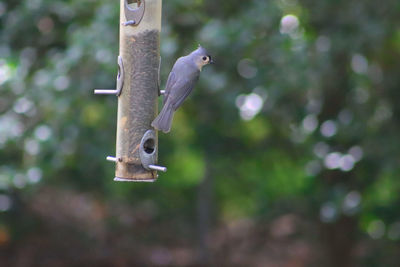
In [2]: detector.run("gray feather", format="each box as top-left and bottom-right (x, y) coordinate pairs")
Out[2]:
(170, 76), (199, 110)
(165, 57), (199, 108)
(151, 103), (174, 133)
(163, 71), (176, 105)
(152, 49), (205, 133)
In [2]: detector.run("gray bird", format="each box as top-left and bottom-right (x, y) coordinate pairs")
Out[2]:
(151, 46), (213, 133)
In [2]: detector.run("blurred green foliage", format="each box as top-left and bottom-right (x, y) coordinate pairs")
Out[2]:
(1, 0), (400, 266)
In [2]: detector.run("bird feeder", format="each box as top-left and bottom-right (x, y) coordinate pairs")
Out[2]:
(95, 0), (166, 182)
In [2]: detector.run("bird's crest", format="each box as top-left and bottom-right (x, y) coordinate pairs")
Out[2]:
(195, 44), (208, 56)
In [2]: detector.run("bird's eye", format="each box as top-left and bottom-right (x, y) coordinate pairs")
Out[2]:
(202, 56), (208, 61)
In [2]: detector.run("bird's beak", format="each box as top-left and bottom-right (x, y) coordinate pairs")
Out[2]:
(209, 59), (214, 64)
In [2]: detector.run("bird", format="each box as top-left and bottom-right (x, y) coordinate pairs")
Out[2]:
(151, 45), (213, 133)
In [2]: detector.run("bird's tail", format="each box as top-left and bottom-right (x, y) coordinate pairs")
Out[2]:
(151, 103), (175, 133)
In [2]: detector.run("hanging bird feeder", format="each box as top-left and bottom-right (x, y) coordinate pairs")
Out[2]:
(95, 0), (166, 182)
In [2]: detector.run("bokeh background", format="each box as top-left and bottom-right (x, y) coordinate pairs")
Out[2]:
(1, 0), (400, 266)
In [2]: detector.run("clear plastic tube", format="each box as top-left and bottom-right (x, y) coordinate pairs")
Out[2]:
(115, 0), (162, 181)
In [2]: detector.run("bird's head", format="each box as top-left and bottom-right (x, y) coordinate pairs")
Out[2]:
(191, 45), (213, 71)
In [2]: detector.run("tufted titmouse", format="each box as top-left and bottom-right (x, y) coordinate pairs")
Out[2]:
(151, 45), (213, 133)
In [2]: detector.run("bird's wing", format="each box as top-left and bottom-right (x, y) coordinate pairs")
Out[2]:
(163, 71), (176, 105)
(170, 74), (199, 110)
